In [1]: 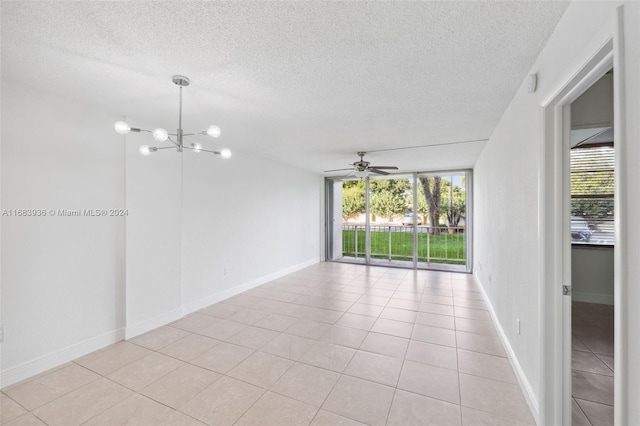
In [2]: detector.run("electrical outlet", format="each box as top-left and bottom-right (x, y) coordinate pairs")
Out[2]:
(224, 267), (229, 276)
(0, 325), (5, 343)
(516, 319), (521, 335)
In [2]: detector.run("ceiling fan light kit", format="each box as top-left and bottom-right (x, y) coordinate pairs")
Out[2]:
(324, 152), (399, 178)
(114, 75), (232, 159)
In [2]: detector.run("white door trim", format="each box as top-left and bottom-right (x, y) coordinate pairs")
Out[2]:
(539, 5), (626, 425)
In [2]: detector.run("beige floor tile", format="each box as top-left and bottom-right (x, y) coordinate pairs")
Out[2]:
(398, 360), (460, 404)
(453, 290), (484, 301)
(336, 313), (378, 331)
(223, 294), (263, 308)
(348, 303), (384, 317)
(310, 410), (367, 425)
(454, 298), (487, 310)
(197, 318), (247, 340)
(181, 376), (265, 426)
(260, 333), (315, 361)
(571, 370), (614, 405)
(366, 326), (414, 355)
(107, 352), (183, 391)
(157, 411), (207, 426)
(285, 319), (333, 340)
(419, 302), (455, 316)
(199, 303), (243, 318)
(572, 398), (592, 426)
(344, 351), (403, 387)
(4, 363), (99, 410)
(252, 298), (289, 313)
(578, 334), (614, 356)
(412, 324), (457, 347)
(140, 364), (221, 409)
(415, 312), (456, 329)
(454, 307), (491, 321)
(83, 394), (174, 425)
(190, 341), (254, 373)
(158, 333), (220, 361)
(456, 331), (506, 357)
(226, 308), (269, 325)
(236, 391), (318, 426)
(226, 325), (280, 349)
(457, 350), (517, 383)
(387, 389), (461, 426)
(576, 398), (614, 426)
(253, 313), (299, 331)
(406, 340), (458, 371)
(271, 363), (340, 407)
(320, 326), (367, 349)
(455, 317), (497, 337)
(1, 393), (28, 424)
(572, 350), (613, 376)
(322, 375), (395, 426)
(421, 295), (454, 306)
(357, 295), (390, 307)
(371, 318), (413, 339)
(3, 413), (47, 426)
(459, 374), (534, 424)
(169, 313), (219, 333)
(461, 407), (534, 425)
(299, 341), (356, 373)
(386, 299), (420, 311)
(74, 341), (151, 376)
(380, 307), (418, 323)
(129, 326), (190, 350)
(32, 377), (132, 426)
(228, 351), (293, 388)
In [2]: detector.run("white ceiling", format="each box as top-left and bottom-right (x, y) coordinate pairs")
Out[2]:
(1, 1), (569, 175)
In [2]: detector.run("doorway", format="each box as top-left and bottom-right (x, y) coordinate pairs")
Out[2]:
(569, 71), (615, 425)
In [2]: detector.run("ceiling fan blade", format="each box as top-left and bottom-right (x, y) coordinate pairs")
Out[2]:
(324, 168), (354, 173)
(369, 168), (390, 175)
(368, 166), (398, 170)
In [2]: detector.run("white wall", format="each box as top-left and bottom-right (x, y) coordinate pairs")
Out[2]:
(571, 247), (614, 305)
(473, 1), (640, 423)
(0, 83), (126, 385)
(1, 82), (323, 386)
(179, 149), (322, 312)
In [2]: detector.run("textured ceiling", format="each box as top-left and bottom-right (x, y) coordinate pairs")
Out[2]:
(1, 1), (569, 174)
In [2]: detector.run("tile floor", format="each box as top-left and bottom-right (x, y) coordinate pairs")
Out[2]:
(571, 301), (614, 426)
(1, 263), (535, 426)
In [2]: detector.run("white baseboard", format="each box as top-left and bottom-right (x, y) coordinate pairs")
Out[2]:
(572, 291), (614, 305)
(0, 258), (320, 390)
(125, 308), (184, 340)
(182, 257), (320, 315)
(473, 272), (540, 425)
(0, 327), (124, 389)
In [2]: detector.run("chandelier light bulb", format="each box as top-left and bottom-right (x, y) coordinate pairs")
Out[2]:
(354, 170), (368, 179)
(192, 142), (202, 153)
(152, 128), (169, 142)
(220, 148), (232, 159)
(207, 125), (221, 138)
(114, 121), (131, 134)
(139, 145), (152, 156)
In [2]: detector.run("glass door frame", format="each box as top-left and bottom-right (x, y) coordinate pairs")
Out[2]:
(324, 169), (473, 273)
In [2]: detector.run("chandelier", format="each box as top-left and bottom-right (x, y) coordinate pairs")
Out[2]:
(114, 75), (231, 159)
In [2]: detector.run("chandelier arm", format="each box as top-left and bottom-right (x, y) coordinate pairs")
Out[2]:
(166, 137), (180, 147)
(155, 146), (176, 150)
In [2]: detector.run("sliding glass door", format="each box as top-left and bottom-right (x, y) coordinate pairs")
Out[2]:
(326, 170), (472, 272)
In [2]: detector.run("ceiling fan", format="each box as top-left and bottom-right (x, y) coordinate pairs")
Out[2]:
(324, 152), (399, 177)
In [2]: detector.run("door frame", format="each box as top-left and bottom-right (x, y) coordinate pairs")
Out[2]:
(539, 6), (627, 425)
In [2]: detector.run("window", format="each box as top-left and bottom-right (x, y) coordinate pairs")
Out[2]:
(570, 144), (614, 245)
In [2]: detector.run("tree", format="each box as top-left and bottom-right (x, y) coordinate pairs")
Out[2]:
(419, 177), (442, 234)
(370, 190), (405, 219)
(441, 179), (466, 226)
(342, 180), (365, 219)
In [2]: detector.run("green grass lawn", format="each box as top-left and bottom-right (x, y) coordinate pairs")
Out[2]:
(342, 229), (465, 265)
